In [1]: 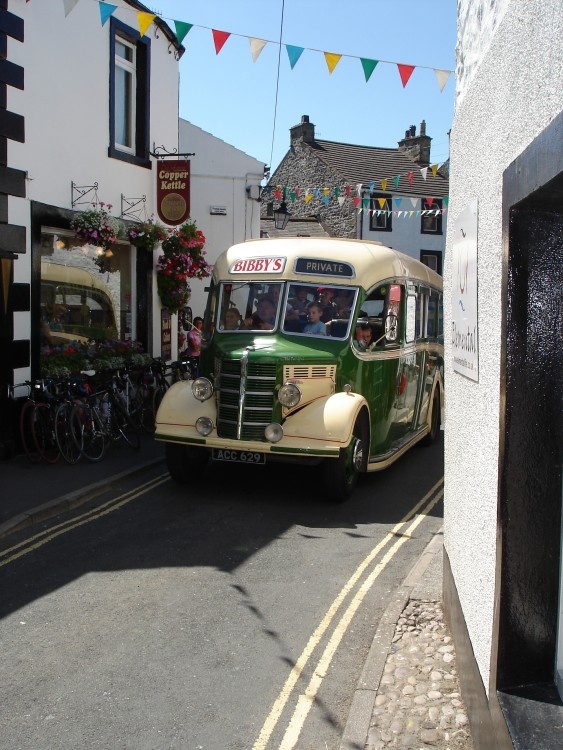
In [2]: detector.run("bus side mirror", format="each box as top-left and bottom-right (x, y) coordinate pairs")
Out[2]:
(385, 314), (398, 341)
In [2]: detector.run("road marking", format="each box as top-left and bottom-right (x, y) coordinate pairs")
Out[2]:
(0, 473), (170, 568)
(252, 478), (443, 750)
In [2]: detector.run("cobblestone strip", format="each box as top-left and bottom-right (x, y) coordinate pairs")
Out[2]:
(365, 600), (474, 750)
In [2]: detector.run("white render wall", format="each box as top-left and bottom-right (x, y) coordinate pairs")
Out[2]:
(444, 0), (563, 693)
(7, 0), (180, 365)
(179, 119), (264, 318)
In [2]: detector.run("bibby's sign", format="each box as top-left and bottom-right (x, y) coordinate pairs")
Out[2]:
(156, 159), (190, 226)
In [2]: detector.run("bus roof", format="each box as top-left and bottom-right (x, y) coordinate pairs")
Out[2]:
(41, 261), (110, 292)
(214, 237), (442, 290)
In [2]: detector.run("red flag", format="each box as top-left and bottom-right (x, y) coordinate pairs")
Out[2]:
(397, 64), (415, 88)
(407, 172), (414, 186)
(212, 29), (231, 54)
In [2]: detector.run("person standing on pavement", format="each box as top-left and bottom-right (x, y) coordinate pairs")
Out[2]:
(186, 316), (203, 377)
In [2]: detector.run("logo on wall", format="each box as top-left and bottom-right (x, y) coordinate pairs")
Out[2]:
(156, 160), (191, 226)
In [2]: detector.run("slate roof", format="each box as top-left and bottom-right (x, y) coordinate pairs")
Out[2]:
(307, 139), (449, 198)
(259, 217), (331, 239)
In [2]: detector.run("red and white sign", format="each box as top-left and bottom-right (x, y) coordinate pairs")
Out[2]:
(229, 257), (286, 274)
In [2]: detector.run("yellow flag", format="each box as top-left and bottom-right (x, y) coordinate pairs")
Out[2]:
(324, 52), (342, 75)
(431, 164), (439, 177)
(137, 11), (156, 37)
(381, 179), (388, 192)
(304, 192), (313, 204)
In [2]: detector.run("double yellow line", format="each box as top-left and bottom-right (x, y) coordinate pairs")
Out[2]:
(253, 477), (444, 750)
(0, 473), (170, 568)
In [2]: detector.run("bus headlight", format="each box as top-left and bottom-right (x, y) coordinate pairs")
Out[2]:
(196, 416), (214, 436)
(278, 382), (301, 408)
(192, 377), (213, 402)
(265, 423), (284, 443)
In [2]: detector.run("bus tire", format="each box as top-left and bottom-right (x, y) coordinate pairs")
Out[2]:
(422, 389), (441, 446)
(166, 443), (209, 484)
(322, 414), (368, 503)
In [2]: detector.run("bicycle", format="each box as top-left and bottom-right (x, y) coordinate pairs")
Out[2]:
(53, 375), (90, 464)
(69, 370), (141, 462)
(15, 379), (60, 464)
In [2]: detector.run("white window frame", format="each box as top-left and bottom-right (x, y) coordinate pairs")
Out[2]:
(114, 36), (136, 154)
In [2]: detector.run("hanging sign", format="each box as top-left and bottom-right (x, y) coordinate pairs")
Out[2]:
(156, 160), (190, 226)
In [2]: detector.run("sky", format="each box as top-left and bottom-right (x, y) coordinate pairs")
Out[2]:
(149, 0), (457, 176)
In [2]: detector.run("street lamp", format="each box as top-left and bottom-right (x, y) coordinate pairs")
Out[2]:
(273, 201), (291, 231)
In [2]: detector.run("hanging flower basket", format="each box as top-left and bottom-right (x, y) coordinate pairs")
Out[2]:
(156, 219), (211, 314)
(127, 217), (168, 251)
(70, 202), (122, 250)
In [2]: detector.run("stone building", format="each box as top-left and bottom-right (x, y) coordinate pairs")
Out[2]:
(261, 116), (449, 274)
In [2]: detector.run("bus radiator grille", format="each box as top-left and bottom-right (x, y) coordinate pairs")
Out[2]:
(216, 359), (276, 440)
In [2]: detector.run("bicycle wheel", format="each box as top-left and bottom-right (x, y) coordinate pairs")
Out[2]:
(152, 381), (168, 425)
(55, 401), (82, 464)
(19, 399), (41, 463)
(70, 401), (106, 462)
(110, 393), (141, 450)
(32, 402), (60, 464)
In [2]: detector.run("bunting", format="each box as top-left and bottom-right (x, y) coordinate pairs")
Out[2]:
(85, 1), (453, 91)
(63, 0), (80, 16)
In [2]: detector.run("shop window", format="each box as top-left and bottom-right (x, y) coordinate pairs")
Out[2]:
(421, 199), (443, 235)
(109, 18), (150, 168)
(369, 194), (393, 232)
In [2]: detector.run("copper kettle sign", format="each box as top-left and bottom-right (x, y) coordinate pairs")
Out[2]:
(156, 159), (190, 226)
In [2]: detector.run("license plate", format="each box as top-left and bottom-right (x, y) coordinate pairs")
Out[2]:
(212, 448), (265, 464)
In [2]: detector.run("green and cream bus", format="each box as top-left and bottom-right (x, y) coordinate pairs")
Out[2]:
(155, 237), (443, 502)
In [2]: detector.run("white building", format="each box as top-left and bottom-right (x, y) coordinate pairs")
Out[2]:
(178, 119), (265, 318)
(0, 0), (182, 455)
(444, 0), (563, 746)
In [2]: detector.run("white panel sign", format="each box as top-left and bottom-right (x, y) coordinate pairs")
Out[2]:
(451, 200), (479, 381)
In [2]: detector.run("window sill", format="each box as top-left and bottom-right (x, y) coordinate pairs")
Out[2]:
(497, 684), (563, 749)
(108, 146), (151, 170)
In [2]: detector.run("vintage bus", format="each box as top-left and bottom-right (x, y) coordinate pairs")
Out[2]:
(155, 238), (443, 502)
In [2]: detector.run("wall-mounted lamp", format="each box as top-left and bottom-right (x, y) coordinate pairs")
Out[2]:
(274, 201), (291, 231)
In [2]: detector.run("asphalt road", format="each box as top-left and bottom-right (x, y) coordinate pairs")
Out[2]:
(0, 436), (444, 750)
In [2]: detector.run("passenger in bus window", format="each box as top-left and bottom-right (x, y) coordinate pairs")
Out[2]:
(223, 308), (242, 330)
(254, 297), (276, 330)
(302, 302), (326, 335)
(286, 285), (309, 320)
(354, 323), (367, 349)
(317, 288), (338, 323)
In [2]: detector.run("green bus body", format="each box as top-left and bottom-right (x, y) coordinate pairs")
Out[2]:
(155, 238), (443, 502)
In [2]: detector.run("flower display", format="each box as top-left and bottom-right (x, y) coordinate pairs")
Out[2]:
(70, 202), (122, 250)
(127, 217), (168, 251)
(40, 339), (152, 377)
(156, 220), (211, 314)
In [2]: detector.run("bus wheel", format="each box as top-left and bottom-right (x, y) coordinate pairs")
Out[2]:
(165, 443), (209, 484)
(323, 417), (367, 503)
(422, 390), (441, 446)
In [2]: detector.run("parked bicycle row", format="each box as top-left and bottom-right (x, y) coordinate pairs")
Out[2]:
(8, 356), (199, 465)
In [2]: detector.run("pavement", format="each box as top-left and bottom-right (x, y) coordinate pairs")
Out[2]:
(0, 439), (473, 750)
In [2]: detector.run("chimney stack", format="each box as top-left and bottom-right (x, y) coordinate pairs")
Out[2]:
(398, 120), (431, 166)
(290, 115), (315, 145)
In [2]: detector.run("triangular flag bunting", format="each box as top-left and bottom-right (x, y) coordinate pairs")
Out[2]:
(322, 196), (330, 206)
(334, 187), (340, 198)
(425, 197), (435, 207)
(137, 11), (155, 38)
(407, 171), (414, 186)
(249, 37), (267, 62)
(393, 175), (400, 188)
(397, 63), (415, 88)
(323, 187), (330, 197)
(352, 197), (361, 207)
(443, 196), (449, 207)
(64, 0), (80, 16)
(212, 29), (231, 54)
(324, 52), (342, 75)
(345, 184), (351, 196)
(381, 179), (388, 192)
(305, 192), (313, 204)
(394, 198), (402, 208)
(362, 197), (369, 209)
(431, 164), (439, 177)
(420, 167), (428, 181)
(98, 2), (116, 26)
(360, 58), (378, 82)
(289, 191), (296, 202)
(174, 21), (193, 45)
(286, 45), (304, 69)
(409, 197), (418, 208)
(368, 181), (374, 192)
(338, 196), (346, 206)
(434, 69), (451, 92)
(377, 198), (387, 209)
